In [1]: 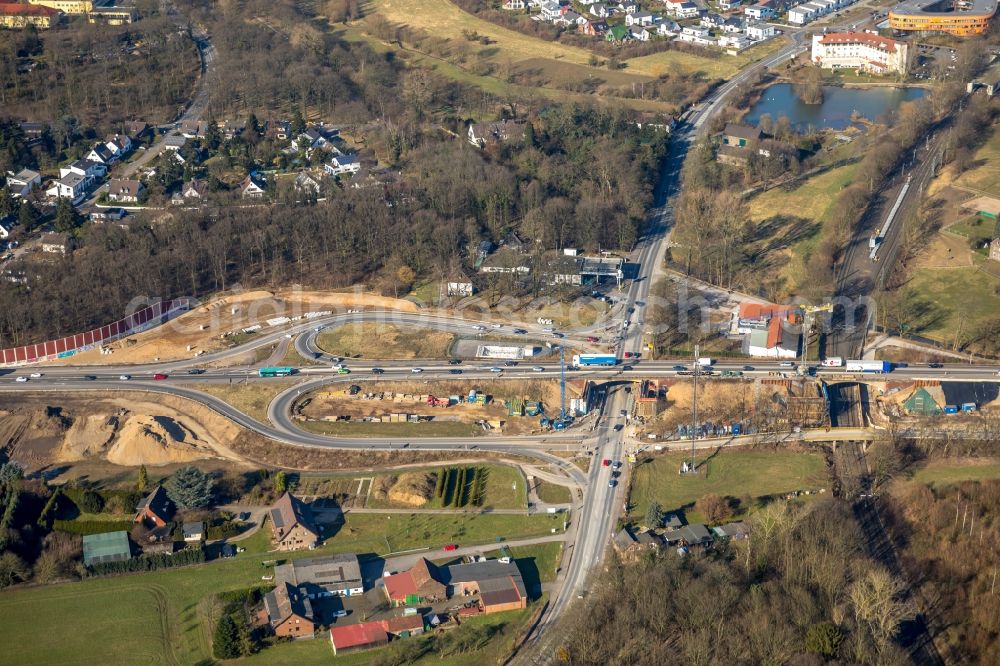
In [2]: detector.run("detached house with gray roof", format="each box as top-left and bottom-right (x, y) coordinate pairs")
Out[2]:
(269, 492), (320, 551)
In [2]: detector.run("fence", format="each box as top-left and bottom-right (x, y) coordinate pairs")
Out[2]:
(0, 298), (193, 366)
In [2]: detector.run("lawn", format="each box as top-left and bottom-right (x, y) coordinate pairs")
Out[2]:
(955, 121), (1000, 196)
(533, 479), (572, 505)
(194, 381), (297, 423)
(316, 323), (455, 359)
(300, 419), (484, 438)
(370, 0), (731, 79)
(903, 266), (1000, 342)
(628, 449), (829, 525)
(0, 512), (559, 665)
(911, 458), (1000, 488)
(350, 464), (528, 510)
(947, 213), (998, 240)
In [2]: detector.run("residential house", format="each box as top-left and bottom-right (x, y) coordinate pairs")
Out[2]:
(712, 521), (751, 540)
(718, 0), (741, 9)
(539, 0), (562, 20)
(723, 123), (762, 147)
(183, 521), (204, 542)
(86, 142), (116, 165)
(722, 16), (745, 32)
(294, 171), (323, 195)
(275, 554), (365, 598)
(134, 485), (172, 528)
(0, 218), (15, 240)
(788, 3), (818, 25)
(6, 168), (41, 198)
(664, 0), (699, 18)
(557, 9), (587, 25)
(45, 173), (89, 203)
(162, 134), (187, 152)
(502, 0), (526, 8)
(605, 23), (629, 42)
(348, 167), (386, 190)
(445, 560), (528, 614)
(90, 207), (127, 222)
(181, 179), (208, 200)
(240, 173), (267, 199)
(263, 582), (314, 638)
(82, 530), (132, 567)
(700, 12), (725, 27)
(663, 523), (714, 547)
(179, 121), (207, 138)
(744, 1), (775, 20)
(657, 19), (680, 36)
(628, 25), (651, 40)
(142, 525), (176, 556)
(18, 122), (46, 140)
(736, 302), (801, 358)
(0, 3), (61, 28)
(589, 3), (609, 17)
(626, 10), (655, 26)
(581, 19), (608, 35)
(269, 492), (320, 551)
(746, 22), (776, 40)
(40, 231), (75, 254)
(221, 119), (245, 140)
(618, 0), (639, 12)
(105, 133), (132, 158)
(678, 25), (715, 46)
(719, 33), (749, 49)
(28, 0), (91, 14)
(613, 526), (642, 556)
(291, 127), (334, 154)
(467, 119), (528, 148)
(124, 121), (149, 140)
(107, 178), (144, 203)
(990, 237), (1000, 262)
(60, 159), (105, 181)
(265, 119), (291, 141)
(383, 558), (447, 606)
(324, 152), (361, 177)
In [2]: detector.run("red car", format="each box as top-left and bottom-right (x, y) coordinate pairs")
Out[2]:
(152, 373), (168, 380)
(442, 544), (459, 551)
(587, 336), (599, 343)
(602, 459), (611, 467)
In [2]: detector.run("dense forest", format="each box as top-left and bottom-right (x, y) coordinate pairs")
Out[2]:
(0, 16), (200, 130)
(559, 499), (914, 665)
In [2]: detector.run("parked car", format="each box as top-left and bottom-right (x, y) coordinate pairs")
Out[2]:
(442, 544), (459, 551)
(153, 373), (168, 380)
(608, 479), (618, 488)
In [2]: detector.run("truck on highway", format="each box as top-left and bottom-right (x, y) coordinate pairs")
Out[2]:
(822, 357), (844, 367)
(572, 354), (617, 367)
(845, 360), (891, 373)
(697, 357), (713, 367)
(258, 367), (296, 377)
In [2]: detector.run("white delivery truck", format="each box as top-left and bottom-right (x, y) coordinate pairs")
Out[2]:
(697, 357), (713, 367)
(822, 357), (844, 367)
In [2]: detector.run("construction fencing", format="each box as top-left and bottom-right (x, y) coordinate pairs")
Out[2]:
(0, 298), (192, 366)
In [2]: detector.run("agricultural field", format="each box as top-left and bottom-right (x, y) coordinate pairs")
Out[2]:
(316, 322), (456, 359)
(628, 448), (829, 525)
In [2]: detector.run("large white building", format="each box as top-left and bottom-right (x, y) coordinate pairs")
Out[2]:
(811, 31), (909, 75)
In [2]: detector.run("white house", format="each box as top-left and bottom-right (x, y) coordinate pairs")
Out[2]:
(540, 0), (562, 20)
(590, 3), (609, 16)
(628, 25), (651, 40)
(324, 153), (361, 177)
(722, 17), (745, 33)
(46, 173), (89, 203)
(106, 178), (144, 203)
(626, 10), (655, 26)
(678, 25), (715, 46)
(502, 0), (525, 9)
(86, 143), (116, 165)
(59, 159), (104, 182)
(240, 173), (267, 199)
(718, 33), (749, 49)
(811, 31), (909, 75)
(700, 12), (725, 28)
(657, 20), (680, 36)
(0, 220), (13, 240)
(746, 22), (776, 40)
(105, 133), (132, 158)
(665, 0), (699, 19)
(6, 169), (41, 198)
(618, 0), (639, 12)
(718, 0), (741, 9)
(744, 3), (775, 20)
(162, 135), (187, 152)
(294, 171), (323, 195)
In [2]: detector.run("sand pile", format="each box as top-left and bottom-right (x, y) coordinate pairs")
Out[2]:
(105, 415), (217, 466)
(62, 414), (119, 460)
(387, 472), (436, 507)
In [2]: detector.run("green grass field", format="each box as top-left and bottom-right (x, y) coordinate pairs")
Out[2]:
(533, 480), (572, 505)
(361, 464), (528, 510)
(0, 510), (559, 664)
(947, 214), (997, 240)
(955, 121), (1000, 196)
(301, 419), (484, 438)
(903, 266), (1000, 342)
(911, 458), (1000, 487)
(628, 449), (829, 524)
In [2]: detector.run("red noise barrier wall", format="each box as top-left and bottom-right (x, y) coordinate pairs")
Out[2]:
(0, 298), (192, 366)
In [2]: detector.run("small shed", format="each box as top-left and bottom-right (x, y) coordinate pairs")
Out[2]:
(183, 521), (205, 542)
(82, 530), (132, 567)
(903, 387), (942, 416)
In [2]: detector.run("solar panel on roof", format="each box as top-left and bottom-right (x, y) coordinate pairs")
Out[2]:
(270, 508), (285, 529)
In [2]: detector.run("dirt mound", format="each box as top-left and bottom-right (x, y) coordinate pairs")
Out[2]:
(386, 472), (436, 506)
(62, 414), (119, 460)
(106, 414), (216, 466)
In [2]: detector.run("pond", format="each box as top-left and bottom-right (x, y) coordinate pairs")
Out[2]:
(743, 83), (927, 131)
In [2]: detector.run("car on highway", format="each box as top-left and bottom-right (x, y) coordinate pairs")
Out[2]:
(513, 328), (527, 334)
(532, 366), (545, 372)
(448, 359), (462, 365)
(612, 461), (622, 469)
(153, 373), (168, 380)
(504, 360), (518, 367)
(15, 376), (28, 382)
(673, 365), (686, 371)
(29, 372), (42, 378)
(743, 365), (755, 371)
(491, 323), (502, 329)
(449, 369), (463, 375)
(82, 375), (96, 381)
(622, 365), (633, 371)
(587, 336), (599, 343)
(187, 368), (205, 375)
(779, 361), (795, 368)
(614, 424), (624, 432)
(473, 325), (486, 331)
(411, 367), (423, 373)
(336, 368), (350, 375)
(602, 459), (611, 467)
(928, 363), (943, 368)
(624, 352), (641, 359)
(489, 367), (503, 373)
(541, 327), (554, 333)
(371, 368), (384, 374)
(608, 479), (618, 488)
(442, 544), (458, 551)
(119, 374), (131, 381)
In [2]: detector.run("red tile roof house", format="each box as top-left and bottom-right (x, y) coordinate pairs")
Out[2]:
(382, 558), (447, 607)
(328, 616), (424, 655)
(269, 492), (320, 551)
(134, 485), (172, 528)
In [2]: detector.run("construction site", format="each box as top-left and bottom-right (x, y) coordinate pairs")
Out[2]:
(293, 378), (590, 436)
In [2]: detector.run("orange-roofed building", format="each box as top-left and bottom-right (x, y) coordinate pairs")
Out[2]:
(382, 558), (446, 606)
(328, 616), (425, 655)
(0, 3), (61, 28)
(734, 302), (801, 359)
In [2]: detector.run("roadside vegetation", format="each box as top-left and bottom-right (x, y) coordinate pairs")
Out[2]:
(316, 323), (455, 359)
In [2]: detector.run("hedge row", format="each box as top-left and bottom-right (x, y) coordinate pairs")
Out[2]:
(53, 519), (134, 535)
(87, 547), (205, 576)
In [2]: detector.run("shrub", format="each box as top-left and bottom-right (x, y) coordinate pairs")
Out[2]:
(53, 519), (134, 535)
(78, 490), (105, 514)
